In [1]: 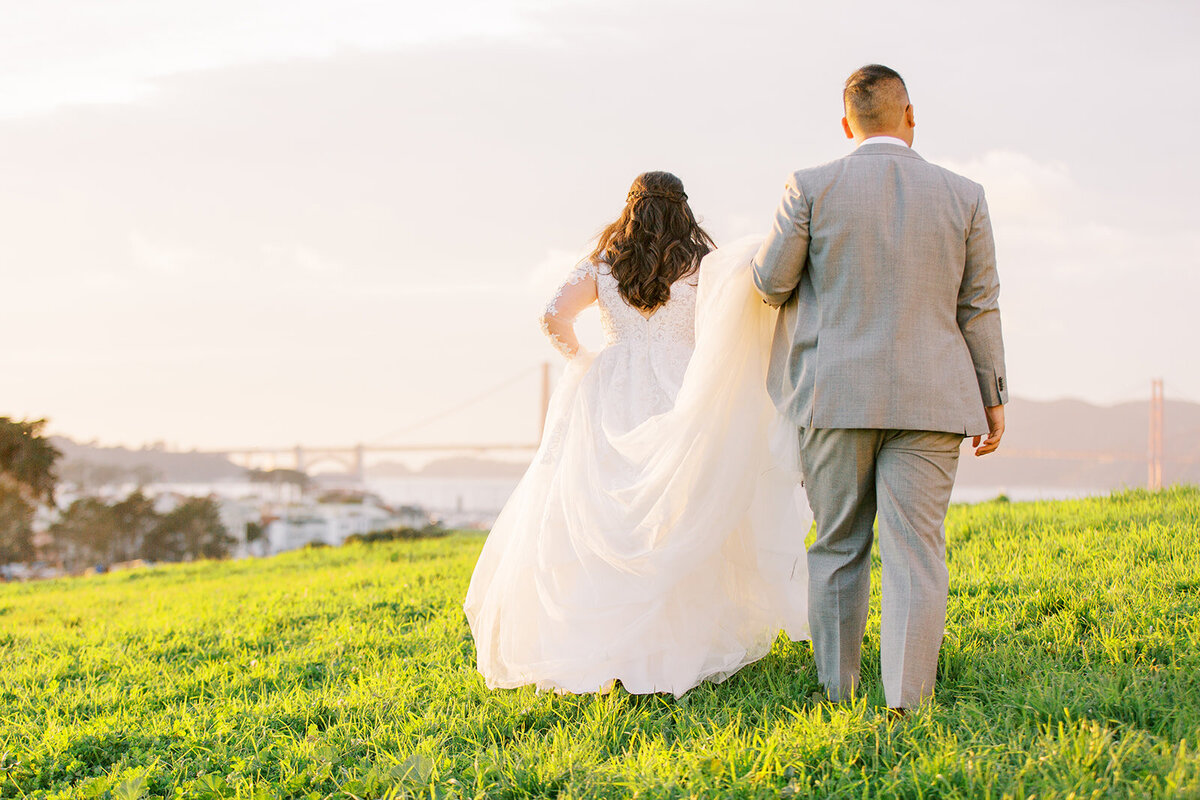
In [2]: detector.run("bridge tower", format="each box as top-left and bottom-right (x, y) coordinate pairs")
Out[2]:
(1148, 379), (1164, 491)
(354, 444), (366, 483)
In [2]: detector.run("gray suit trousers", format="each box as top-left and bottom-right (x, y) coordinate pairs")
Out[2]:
(798, 427), (961, 708)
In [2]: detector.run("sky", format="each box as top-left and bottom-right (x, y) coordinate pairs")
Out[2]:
(2, 0), (1197, 453)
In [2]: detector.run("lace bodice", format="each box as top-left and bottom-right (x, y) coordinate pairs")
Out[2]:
(539, 258), (699, 359)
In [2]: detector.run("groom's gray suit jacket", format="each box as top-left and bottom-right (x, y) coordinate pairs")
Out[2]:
(752, 142), (1007, 436)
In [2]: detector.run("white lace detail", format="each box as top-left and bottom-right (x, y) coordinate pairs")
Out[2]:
(540, 325), (573, 358)
(540, 258), (598, 358)
(544, 259), (595, 313)
(595, 266), (698, 351)
(590, 265), (699, 417)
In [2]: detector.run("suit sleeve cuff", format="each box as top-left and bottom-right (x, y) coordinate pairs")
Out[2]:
(979, 371), (1007, 407)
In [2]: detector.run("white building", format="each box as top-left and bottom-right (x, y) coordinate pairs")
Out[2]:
(264, 495), (431, 554)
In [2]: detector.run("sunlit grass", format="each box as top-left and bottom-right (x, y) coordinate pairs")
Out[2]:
(2, 487), (1198, 798)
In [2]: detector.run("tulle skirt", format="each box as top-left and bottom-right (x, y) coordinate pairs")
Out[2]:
(463, 237), (811, 697)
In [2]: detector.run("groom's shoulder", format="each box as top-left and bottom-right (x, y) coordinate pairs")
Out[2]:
(787, 155), (851, 191)
(918, 158), (986, 199)
(787, 152), (986, 201)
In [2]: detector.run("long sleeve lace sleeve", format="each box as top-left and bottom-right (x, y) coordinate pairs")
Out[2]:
(539, 259), (597, 358)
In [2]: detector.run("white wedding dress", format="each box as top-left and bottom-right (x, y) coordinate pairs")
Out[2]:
(463, 237), (811, 697)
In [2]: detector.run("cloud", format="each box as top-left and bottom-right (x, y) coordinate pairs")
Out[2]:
(939, 151), (1074, 226)
(129, 231), (207, 276)
(934, 150), (1200, 403)
(938, 150), (1200, 286)
(0, 0), (534, 118)
(261, 243), (341, 275)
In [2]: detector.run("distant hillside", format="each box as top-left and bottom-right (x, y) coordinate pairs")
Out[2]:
(367, 397), (1199, 491)
(51, 440), (530, 484)
(52, 438), (245, 483)
(50, 395), (1199, 491)
(956, 397), (1200, 489)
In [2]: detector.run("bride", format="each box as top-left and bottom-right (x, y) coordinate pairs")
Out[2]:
(463, 171), (811, 697)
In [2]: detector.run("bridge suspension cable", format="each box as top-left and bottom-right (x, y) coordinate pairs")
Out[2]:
(367, 364), (545, 445)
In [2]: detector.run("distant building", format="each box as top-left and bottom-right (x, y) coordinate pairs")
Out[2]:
(394, 505), (430, 528)
(263, 496), (431, 554)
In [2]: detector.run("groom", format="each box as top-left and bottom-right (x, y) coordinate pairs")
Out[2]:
(752, 64), (1007, 710)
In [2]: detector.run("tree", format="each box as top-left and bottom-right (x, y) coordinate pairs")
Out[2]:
(48, 491), (234, 568)
(0, 487), (34, 564)
(47, 497), (117, 571)
(0, 418), (61, 563)
(0, 418), (59, 504)
(46, 492), (158, 569)
(109, 491), (159, 562)
(148, 497), (235, 561)
(245, 520), (265, 544)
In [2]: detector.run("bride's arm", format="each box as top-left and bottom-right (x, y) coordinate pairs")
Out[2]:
(539, 259), (598, 358)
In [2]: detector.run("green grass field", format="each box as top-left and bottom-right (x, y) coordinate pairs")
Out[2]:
(2, 488), (1199, 799)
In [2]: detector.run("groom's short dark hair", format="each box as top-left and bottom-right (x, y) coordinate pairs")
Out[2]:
(843, 64), (908, 132)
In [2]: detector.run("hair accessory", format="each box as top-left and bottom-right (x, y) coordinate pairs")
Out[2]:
(627, 189), (687, 203)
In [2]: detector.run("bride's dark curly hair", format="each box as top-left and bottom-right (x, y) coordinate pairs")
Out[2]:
(590, 171), (716, 311)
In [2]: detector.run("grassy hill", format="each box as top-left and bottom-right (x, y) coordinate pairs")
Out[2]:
(2, 488), (1198, 799)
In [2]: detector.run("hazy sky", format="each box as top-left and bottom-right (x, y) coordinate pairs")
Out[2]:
(2, 0), (1197, 452)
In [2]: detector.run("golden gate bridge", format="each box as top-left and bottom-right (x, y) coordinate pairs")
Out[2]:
(200, 373), (1180, 490)
(199, 363), (554, 480)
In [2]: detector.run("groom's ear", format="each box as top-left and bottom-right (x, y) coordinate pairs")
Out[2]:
(841, 116), (854, 140)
